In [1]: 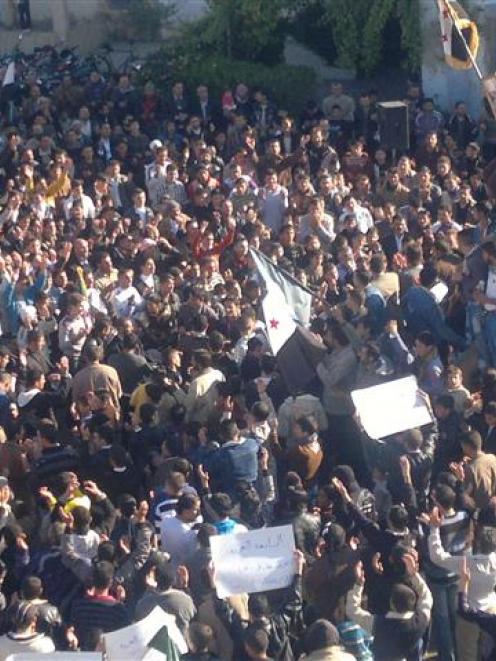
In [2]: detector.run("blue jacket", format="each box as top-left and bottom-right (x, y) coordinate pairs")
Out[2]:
(403, 285), (467, 349)
(365, 285), (387, 337)
(3, 270), (47, 335)
(205, 436), (259, 495)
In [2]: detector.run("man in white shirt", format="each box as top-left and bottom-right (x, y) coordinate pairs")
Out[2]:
(339, 196), (373, 234)
(258, 170), (288, 235)
(109, 268), (143, 318)
(183, 349), (225, 424)
(298, 196), (335, 246)
(145, 144), (172, 185)
(62, 180), (95, 221)
(160, 493), (200, 568)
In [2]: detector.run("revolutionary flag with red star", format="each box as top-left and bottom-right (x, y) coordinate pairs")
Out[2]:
(437, 0), (479, 70)
(262, 287), (297, 355)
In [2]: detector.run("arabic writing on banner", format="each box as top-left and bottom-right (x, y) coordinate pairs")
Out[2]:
(210, 524), (296, 598)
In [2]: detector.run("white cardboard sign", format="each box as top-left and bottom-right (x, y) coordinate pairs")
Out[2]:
(210, 524), (295, 598)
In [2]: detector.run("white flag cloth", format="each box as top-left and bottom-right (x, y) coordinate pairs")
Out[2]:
(436, 0), (479, 70)
(2, 62), (15, 87)
(262, 287), (297, 355)
(250, 247), (312, 326)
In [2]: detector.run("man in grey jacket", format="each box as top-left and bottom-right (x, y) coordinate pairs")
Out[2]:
(317, 321), (369, 484)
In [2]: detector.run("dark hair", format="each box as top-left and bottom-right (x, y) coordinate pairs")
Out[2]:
(247, 336), (263, 352)
(390, 583), (417, 612)
(26, 367), (44, 387)
(460, 430), (482, 452)
(369, 253), (387, 275)
(434, 484), (456, 510)
(485, 402), (496, 418)
(193, 349), (212, 370)
(176, 493), (199, 515)
(482, 240), (496, 260)
(415, 330), (436, 348)
(210, 492), (232, 518)
(123, 332), (139, 351)
(197, 523), (217, 548)
(251, 401), (271, 422)
(83, 338), (103, 363)
(188, 622), (214, 653)
(323, 523), (346, 552)
(118, 494), (137, 518)
(91, 561), (114, 590)
(152, 555), (176, 591)
(419, 265), (438, 288)
(11, 601), (38, 630)
(295, 414), (318, 436)
(37, 420), (58, 444)
(326, 320), (350, 347)
(248, 594), (270, 619)
(244, 625), (269, 654)
(140, 403), (157, 425)
(435, 394), (455, 411)
(20, 575), (43, 600)
(389, 504), (409, 531)
(219, 419), (239, 443)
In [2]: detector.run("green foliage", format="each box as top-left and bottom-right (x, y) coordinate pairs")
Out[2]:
(193, 0), (291, 65)
(123, 0), (176, 41)
(142, 51), (316, 113)
(322, 0), (361, 70)
(293, 0), (421, 74)
(287, 0), (337, 63)
(397, 0), (422, 72)
(361, 0), (397, 73)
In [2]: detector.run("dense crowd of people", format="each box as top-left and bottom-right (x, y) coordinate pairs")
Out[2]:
(0, 56), (494, 660)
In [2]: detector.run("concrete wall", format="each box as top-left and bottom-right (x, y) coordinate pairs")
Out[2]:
(0, 0), (111, 53)
(420, 0), (496, 118)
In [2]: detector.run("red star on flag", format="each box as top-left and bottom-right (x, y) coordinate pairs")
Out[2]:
(269, 319), (279, 329)
(442, 34), (448, 42)
(443, 10), (449, 18)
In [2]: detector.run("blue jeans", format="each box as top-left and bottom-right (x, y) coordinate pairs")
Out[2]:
(428, 581), (457, 661)
(483, 311), (496, 367)
(466, 301), (489, 364)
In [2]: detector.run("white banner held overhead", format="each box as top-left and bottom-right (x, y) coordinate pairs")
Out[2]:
(351, 375), (433, 440)
(210, 525), (296, 598)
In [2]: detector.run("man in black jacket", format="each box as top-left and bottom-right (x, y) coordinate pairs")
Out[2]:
(216, 550), (305, 661)
(346, 553), (432, 661)
(31, 420), (80, 488)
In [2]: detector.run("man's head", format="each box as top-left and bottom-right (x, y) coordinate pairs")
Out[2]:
(91, 561), (114, 592)
(187, 622), (213, 654)
(484, 401), (496, 429)
(390, 582), (417, 613)
(244, 626), (269, 659)
(304, 619), (340, 654)
(37, 420), (58, 447)
(481, 240), (496, 267)
(210, 492), (233, 520)
(176, 493), (200, 523)
(434, 394), (455, 420)
(414, 331), (436, 358)
(460, 430), (482, 458)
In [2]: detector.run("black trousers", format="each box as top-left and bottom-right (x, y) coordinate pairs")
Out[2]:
(18, 1), (31, 29)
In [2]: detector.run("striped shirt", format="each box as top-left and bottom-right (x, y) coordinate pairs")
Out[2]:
(70, 594), (129, 650)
